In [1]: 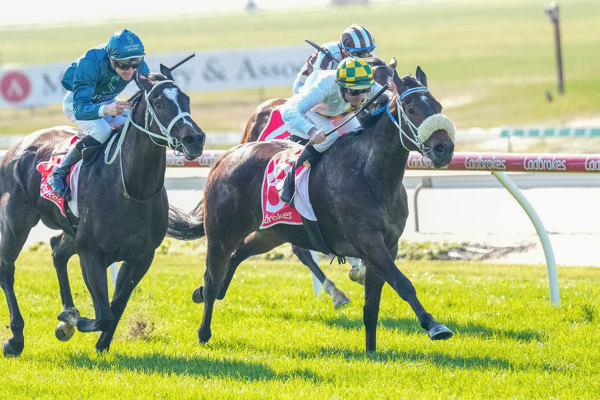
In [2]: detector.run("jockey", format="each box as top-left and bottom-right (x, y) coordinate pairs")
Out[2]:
(279, 57), (382, 206)
(48, 29), (150, 198)
(292, 24), (376, 94)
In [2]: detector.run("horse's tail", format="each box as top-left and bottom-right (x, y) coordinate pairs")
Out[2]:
(166, 202), (205, 240)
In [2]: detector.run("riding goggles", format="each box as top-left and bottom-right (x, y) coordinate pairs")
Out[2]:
(350, 50), (373, 58)
(114, 57), (144, 70)
(345, 87), (371, 96)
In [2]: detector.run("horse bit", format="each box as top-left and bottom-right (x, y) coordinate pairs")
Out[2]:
(384, 87), (455, 153)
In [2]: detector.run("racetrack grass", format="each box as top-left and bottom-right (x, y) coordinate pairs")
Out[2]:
(1, 0), (599, 140)
(1, 243), (598, 399)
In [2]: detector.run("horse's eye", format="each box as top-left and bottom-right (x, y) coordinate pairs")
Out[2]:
(407, 106), (416, 115)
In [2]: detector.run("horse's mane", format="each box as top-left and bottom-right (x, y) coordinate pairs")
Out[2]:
(127, 72), (171, 108)
(398, 74), (423, 90)
(127, 91), (143, 108)
(362, 56), (388, 68)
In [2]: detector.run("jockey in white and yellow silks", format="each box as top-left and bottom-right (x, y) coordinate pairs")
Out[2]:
(279, 57), (383, 206)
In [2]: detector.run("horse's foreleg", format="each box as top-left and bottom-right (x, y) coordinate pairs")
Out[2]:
(50, 234), (80, 342)
(292, 246), (350, 308)
(95, 256), (153, 352)
(76, 254), (113, 335)
(363, 266), (385, 353)
(360, 241), (453, 350)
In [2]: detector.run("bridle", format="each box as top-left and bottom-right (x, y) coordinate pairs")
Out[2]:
(105, 79), (191, 164)
(385, 86), (455, 154)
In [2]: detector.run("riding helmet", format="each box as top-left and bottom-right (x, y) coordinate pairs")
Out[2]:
(340, 24), (376, 54)
(336, 57), (375, 89)
(106, 29), (145, 60)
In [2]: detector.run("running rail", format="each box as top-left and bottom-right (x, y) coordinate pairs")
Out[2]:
(167, 151), (600, 305)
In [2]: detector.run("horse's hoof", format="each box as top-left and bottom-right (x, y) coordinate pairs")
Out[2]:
(333, 293), (351, 308)
(428, 323), (453, 341)
(76, 317), (98, 333)
(57, 308), (81, 326)
(55, 322), (76, 342)
(348, 266), (365, 285)
(192, 287), (204, 304)
(197, 330), (211, 344)
(3, 339), (23, 358)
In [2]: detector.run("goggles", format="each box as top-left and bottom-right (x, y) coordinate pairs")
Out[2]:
(114, 57), (144, 70)
(350, 50), (373, 58)
(345, 87), (371, 96)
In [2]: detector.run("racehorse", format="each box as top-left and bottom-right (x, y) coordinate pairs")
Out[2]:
(237, 56), (399, 306)
(0, 71), (206, 356)
(168, 66), (456, 353)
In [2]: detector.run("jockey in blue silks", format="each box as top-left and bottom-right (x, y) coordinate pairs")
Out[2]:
(48, 29), (151, 198)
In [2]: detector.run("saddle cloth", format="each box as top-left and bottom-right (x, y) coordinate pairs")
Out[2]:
(260, 148), (317, 229)
(257, 108), (292, 142)
(37, 136), (81, 217)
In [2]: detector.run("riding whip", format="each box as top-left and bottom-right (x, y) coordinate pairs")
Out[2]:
(169, 53), (195, 71)
(159, 53), (196, 79)
(309, 84), (388, 144)
(304, 39), (341, 63)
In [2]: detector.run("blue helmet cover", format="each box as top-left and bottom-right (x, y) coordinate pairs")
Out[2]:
(106, 29), (145, 60)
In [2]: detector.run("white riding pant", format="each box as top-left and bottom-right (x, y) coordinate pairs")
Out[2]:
(63, 92), (129, 143)
(304, 111), (362, 153)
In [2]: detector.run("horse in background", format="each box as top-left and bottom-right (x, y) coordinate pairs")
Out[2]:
(0, 72), (205, 356)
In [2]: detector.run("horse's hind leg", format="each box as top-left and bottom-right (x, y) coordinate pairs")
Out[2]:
(195, 230), (265, 344)
(193, 231), (284, 304)
(292, 246), (350, 308)
(50, 234), (80, 342)
(0, 197), (40, 357)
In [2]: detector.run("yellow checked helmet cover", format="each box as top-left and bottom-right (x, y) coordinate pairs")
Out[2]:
(335, 57), (375, 89)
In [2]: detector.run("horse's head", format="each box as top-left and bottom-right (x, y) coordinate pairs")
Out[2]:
(388, 67), (455, 168)
(134, 73), (205, 160)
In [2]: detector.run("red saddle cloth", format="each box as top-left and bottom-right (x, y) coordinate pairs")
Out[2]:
(36, 136), (79, 216)
(257, 108), (292, 142)
(260, 148), (306, 229)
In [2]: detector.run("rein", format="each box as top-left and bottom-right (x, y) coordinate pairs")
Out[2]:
(104, 79), (190, 202)
(105, 79), (190, 165)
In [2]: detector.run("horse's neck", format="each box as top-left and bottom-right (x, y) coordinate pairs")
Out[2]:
(120, 122), (167, 198)
(360, 110), (410, 187)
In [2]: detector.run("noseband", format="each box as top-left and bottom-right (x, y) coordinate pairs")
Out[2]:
(105, 79), (191, 164)
(385, 87), (455, 153)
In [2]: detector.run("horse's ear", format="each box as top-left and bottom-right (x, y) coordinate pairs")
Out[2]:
(160, 64), (174, 81)
(416, 66), (427, 87)
(388, 57), (397, 69)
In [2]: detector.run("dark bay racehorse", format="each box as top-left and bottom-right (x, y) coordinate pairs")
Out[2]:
(168, 66), (456, 352)
(0, 72), (205, 356)
(237, 57), (399, 306)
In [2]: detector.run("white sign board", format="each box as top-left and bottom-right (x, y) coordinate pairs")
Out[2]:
(0, 45), (312, 109)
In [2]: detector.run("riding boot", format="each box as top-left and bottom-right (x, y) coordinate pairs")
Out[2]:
(47, 142), (83, 198)
(280, 144), (322, 207)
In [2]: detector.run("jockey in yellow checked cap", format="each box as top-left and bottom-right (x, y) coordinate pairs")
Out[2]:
(279, 57), (383, 206)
